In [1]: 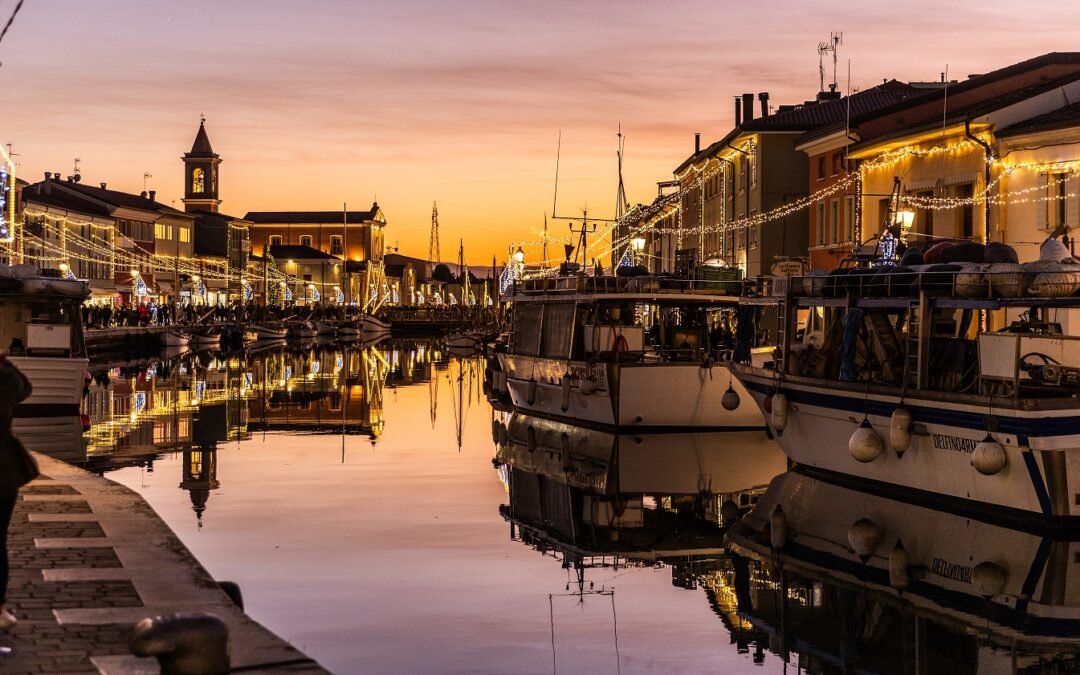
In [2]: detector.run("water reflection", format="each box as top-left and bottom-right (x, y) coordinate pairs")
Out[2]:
(727, 471), (1080, 673)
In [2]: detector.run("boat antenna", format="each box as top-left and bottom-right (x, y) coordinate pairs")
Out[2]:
(940, 64), (949, 186)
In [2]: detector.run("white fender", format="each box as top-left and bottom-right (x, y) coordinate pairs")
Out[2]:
(580, 378), (597, 395)
(972, 434), (1007, 475)
(769, 505), (787, 549)
(971, 561), (1007, 598)
(889, 539), (911, 590)
(890, 407), (913, 456)
(721, 386), (740, 411)
(849, 419), (884, 463)
(771, 393), (788, 433)
(847, 518), (883, 562)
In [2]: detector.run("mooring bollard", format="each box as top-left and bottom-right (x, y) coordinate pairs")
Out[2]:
(129, 612), (230, 675)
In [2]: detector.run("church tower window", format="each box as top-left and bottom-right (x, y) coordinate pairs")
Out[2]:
(192, 168), (205, 194)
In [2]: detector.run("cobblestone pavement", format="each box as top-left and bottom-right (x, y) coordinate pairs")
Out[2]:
(1, 457), (326, 674)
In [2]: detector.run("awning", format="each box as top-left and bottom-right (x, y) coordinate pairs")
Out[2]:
(944, 172), (980, 187)
(904, 178), (938, 192)
(204, 279), (226, 290)
(157, 281), (174, 292)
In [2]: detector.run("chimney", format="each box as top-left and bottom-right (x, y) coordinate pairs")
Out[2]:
(44, 172), (51, 180)
(148, 190), (156, 202)
(742, 93), (754, 122)
(694, 133), (701, 154)
(734, 96), (742, 126)
(100, 182), (107, 189)
(140, 191), (147, 198)
(758, 92), (769, 118)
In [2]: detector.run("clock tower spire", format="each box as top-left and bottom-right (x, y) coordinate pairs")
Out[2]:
(182, 115), (222, 213)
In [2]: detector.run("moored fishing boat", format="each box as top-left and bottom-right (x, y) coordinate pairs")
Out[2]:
(498, 273), (767, 430)
(445, 331), (480, 350)
(0, 268), (89, 414)
(730, 237), (1080, 527)
(316, 321), (338, 336)
(251, 322), (288, 340)
(361, 313), (391, 335)
(162, 330), (190, 348)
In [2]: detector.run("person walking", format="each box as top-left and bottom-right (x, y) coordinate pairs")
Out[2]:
(0, 356), (35, 630)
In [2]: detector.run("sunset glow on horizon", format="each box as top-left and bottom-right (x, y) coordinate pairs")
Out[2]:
(4, 0), (1080, 263)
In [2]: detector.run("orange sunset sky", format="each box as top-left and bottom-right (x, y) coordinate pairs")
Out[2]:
(3, 0), (1080, 263)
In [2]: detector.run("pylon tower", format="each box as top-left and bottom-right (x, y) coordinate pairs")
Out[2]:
(429, 201), (441, 272)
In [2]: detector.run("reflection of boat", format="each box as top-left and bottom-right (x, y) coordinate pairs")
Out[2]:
(162, 330), (191, 348)
(251, 322), (288, 340)
(498, 412), (785, 498)
(361, 314), (391, 334)
(316, 321), (338, 336)
(732, 265), (1080, 525)
(187, 328), (221, 346)
(726, 470), (1080, 672)
(287, 320), (318, 339)
(446, 332), (480, 350)
(337, 325), (361, 339)
(0, 272), (90, 413)
(500, 278), (764, 429)
(11, 416), (87, 464)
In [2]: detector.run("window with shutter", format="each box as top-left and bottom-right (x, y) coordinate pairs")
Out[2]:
(1067, 176), (1080, 227)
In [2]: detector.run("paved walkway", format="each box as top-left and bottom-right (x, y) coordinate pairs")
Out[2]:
(2, 454), (326, 674)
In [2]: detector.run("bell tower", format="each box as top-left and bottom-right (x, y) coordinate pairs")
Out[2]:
(182, 116), (222, 213)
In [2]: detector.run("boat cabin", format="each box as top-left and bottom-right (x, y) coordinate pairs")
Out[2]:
(507, 276), (747, 364)
(746, 266), (1080, 399)
(0, 275), (89, 357)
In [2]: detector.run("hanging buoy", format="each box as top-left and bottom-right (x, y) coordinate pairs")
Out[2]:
(769, 505), (787, 550)
(763, 392), (774, 414)
(560, 375), (572, 412)
(721, 386), (741, 411)
(890, 407), (913, 457)
(580, 378), (597, 395)
(971, 561), (1007, 598)
(526, 378), (538, 405)
(972, 434), (1007, 475)
(560, 433), (571, 471)
(526, 425), (537, 453)
(847, 518), (882, 563)
(491, 419), (500, 444)
(771, 393), (788, 434)
(720, 500), (741, 525)
(497, 422), (507, 446)
(889, 539), (912, 590)
(849, 418), (884, 463)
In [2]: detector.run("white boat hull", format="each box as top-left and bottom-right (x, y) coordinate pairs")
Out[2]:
(8, 356), (88, 412)
(732, 366), (1080, 523)
(162, 332), (190, 348)
(499, 354), (765, 430)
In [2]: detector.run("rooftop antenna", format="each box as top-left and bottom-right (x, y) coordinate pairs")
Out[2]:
(143, 172), (153, 192)
(817, 32), (842, 92)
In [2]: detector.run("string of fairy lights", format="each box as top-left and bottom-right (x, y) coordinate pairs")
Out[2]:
(507, 134), (1080, 267)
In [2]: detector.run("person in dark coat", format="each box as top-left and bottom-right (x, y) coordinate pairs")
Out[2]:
(0, 356), (32, 629)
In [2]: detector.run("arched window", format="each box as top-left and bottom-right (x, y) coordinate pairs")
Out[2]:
(192, 168), (205, 194)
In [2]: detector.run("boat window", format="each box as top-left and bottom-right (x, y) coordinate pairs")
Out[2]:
(540, 303), (574, 359)
(512, 304), (542, 356)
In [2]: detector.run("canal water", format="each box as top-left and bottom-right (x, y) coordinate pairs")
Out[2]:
(21, 340), (1080, 673)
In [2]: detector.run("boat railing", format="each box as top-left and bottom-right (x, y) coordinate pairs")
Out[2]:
(742, 267), (1080, 308)
(510, 274), (742, 298)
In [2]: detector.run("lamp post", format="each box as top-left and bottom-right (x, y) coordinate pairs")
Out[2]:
(512, 247), (525, 284)
(630, 236), (646, 268)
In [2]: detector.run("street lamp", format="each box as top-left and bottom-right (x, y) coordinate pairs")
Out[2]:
(893, 209), (915, 231)
(630, 236), (646, 267)
(512, 247), (525, 265)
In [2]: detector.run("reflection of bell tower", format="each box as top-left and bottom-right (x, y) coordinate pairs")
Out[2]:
(182, 116), (222, 213)
(179, 444), (221, 526)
